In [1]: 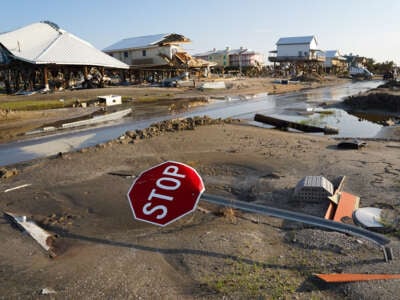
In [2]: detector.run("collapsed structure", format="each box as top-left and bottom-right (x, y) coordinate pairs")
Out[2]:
(103, 33), (215, 83)
(0, 21), (129, 93)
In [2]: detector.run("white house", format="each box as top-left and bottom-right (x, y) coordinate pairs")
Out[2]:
(103, 33), (214, 81)
(103, 33), (191, 68)
(269, 35), (325, 62)
(103, 33), (213, 71)
(324, 50), (347, 71)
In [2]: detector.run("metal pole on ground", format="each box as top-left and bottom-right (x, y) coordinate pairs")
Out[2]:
(201, 193), (393, 261)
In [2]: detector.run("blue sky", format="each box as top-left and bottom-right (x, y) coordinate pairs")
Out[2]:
(1, 0), (399, 63)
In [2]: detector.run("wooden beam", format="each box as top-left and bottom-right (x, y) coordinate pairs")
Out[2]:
(254, 113), (338, 134)
(43, 66), (49, 90)
(316, 273), (400, 283)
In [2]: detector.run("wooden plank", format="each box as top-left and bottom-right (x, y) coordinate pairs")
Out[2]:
(324, 202), (336, 220)
(4, 211), (56, 257)
(316, 273), (400, 283)
(333, 192), (360, 222)
(254, 113), (338, 134)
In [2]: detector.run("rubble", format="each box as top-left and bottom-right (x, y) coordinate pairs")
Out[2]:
(120, 116), (240, 143)
(0, 167), (18, 179)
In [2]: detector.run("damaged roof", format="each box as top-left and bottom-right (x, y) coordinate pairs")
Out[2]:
(103, 33), (191, 52)
(0, 21), (129, 69)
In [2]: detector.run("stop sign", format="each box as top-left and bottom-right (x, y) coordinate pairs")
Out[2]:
(127, 161), (205, 226)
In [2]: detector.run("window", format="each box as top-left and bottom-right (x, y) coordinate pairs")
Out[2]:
(124, 51), (128, 58)
(142, 50), (146, 57)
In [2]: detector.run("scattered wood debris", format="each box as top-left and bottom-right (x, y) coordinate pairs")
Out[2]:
(0, 167), (18, 179)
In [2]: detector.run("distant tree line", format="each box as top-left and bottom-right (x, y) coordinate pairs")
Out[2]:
(364, 58), (396, 75)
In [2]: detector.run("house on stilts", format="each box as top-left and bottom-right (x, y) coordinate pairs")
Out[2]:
(268, 35), (325, 77)
(0, 21), (129, 94)
(103, 33), (214, 83)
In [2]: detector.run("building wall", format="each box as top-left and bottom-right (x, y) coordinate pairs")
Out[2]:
(107, 45), (181, 66)
(325, 57), (334, 68)
(325, 55), (347, 68)
(277, 44), (312, 58)
(277, 38), (318, 58)
(229, 53), (265, 67)
(207, 52), (229, 67)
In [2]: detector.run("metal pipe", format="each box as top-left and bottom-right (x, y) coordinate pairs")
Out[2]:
(202, 193), (392, 261)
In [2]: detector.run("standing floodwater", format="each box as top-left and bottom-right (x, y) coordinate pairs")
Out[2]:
(0, 80), (385, 166)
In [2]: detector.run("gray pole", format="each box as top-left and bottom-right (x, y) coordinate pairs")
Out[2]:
(201, 193), (392, 261)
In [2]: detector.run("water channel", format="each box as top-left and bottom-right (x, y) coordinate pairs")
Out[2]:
(0, 80), (385, 167)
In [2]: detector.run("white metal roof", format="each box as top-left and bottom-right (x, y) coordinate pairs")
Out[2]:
(276, 36), (316, 45)
(325, 50), (346, 60)
(194, 47), (256, 57)
(0, 22), (129, 69)
(103, 33), (172, 52)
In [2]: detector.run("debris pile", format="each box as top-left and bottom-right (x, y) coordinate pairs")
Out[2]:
(294, 73), (324, 82)
(0, 167), (18, 179)
(118, 116), (240, 144)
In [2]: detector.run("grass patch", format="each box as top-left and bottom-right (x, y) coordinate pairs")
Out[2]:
(204, 259), (297, 299)
(299, 118), (325, 127)
(0, 99), (76, 111)
(135, 93), (176, 103)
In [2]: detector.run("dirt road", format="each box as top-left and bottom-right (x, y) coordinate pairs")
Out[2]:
(1, 121), (399, 299)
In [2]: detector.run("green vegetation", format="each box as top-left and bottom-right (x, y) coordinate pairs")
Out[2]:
(364, 58), (395, 75)
(0, 99), (76, 111)
(299, 117), (325, 127)
(135, 93), (175, 103)
(204, 259), (297, 299)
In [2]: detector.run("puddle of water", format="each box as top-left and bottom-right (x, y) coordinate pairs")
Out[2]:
(256, 108), (385, 138)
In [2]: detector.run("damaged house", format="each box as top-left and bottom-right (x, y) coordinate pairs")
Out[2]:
(0, 21), (129, 93)
(103, 33), (214, 83)
(324, 50), (348, 74)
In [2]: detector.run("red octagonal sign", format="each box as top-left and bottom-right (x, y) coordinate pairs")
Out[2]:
(127, 161), (205, 226)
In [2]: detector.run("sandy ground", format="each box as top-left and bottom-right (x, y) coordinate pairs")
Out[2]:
(0, 76), (346, 143)
(1, 121), (400, 299)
